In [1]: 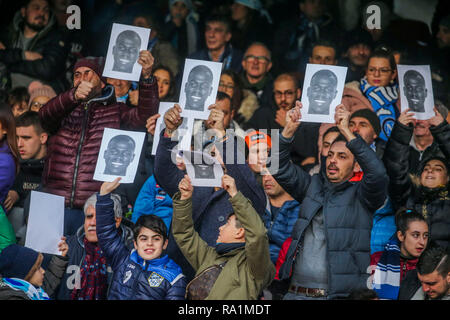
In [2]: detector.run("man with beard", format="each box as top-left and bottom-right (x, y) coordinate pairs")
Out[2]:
(271, 102), (388, 299)
(0, 0), (68, 93)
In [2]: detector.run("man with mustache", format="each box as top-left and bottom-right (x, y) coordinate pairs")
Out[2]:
(271, 101), (388, 299)
(56, 192), (133, 300)
(0, 0), (68, 93)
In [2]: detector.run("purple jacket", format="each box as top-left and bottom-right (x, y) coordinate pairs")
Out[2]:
(0, 141), (16, 208)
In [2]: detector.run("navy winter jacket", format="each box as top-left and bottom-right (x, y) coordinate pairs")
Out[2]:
(274, 134), (388, 299)
(56, 223), (134, 300)
(95, 193), (186, 300)
(262, 199), (300, 264)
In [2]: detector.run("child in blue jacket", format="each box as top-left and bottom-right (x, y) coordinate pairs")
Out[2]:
(96, 178), (186, 300)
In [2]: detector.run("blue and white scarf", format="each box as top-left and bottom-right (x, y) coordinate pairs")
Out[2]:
(360, 77), (399, 142)
(2, 278), (50, 300)
(372, 236), (401, 300)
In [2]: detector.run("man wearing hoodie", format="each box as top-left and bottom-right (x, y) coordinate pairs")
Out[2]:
(0, 0), (68, 93)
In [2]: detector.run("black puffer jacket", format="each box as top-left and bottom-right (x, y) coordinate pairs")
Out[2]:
(383, 120), (450, 248)
(0, 11), (69, 93)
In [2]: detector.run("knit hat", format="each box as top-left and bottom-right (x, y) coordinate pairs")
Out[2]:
(349, 108), (381, 136)
(0, 244), (43, 282)
(245, 130), (272, 149)
(28, 84), (56, 108)
(73, 56), (106, 84)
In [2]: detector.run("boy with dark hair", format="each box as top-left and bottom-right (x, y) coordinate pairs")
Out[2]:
(95, 178), (186, 300)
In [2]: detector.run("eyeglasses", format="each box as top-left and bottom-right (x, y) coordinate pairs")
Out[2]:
(219, 82), (235, 90)
(30, 101), (45, 110)
(367, 67), (393, 75)
(244, 55), (270, 64)
(274, 90), (295, 98)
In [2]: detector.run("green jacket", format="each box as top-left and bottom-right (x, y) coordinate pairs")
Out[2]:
(172, 191), (275, 300)
(0, 206), (16, 253)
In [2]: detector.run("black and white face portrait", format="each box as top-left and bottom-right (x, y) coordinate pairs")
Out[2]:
(103, 23), (150, 82)
(103, 135), (136, 176)
(403, 70), (427, 113)
(398, 65), (435, 119)
(112, 30), (141, 73)
(184, 65), (214, 111)
(301, 64), (347, 124)
(183, 150), (224, 187)
(306, 70), (338, 115)
(179, 59), (223, 120)
(94, 128), (146, 183)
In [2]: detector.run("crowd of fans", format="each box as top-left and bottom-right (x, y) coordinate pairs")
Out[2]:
(0, 0), (449, 301)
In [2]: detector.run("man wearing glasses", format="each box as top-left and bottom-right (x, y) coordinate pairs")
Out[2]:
(240, 42), (274, 107)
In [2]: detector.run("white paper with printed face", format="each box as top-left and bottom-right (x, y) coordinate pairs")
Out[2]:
(102, 23), (150, 81)
(300, 63), (348, 123)
(93, 128), (146, 183)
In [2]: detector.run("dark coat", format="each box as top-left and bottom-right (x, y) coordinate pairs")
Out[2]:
(0, 11), (69, 93)
(56, 223), (134, 300)
(274, 134), (388, 299)
(39, 79), (158, 209)
(95, 193), (186, 300)
(383, 120), (450, 248)
(398, 269), (422, 300)
(11, 158), (44, 208)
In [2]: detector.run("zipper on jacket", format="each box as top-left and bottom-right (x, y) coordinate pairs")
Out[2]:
(70, 103), (89, 208)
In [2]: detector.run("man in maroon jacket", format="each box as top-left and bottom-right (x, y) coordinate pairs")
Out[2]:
(39, 50), (158, 236)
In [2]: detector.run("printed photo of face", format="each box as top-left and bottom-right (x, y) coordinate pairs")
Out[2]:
(403, 70), (427, 113)
(194, 163), (215, 179)
(184, 65), (213, 111)
(112, 30), (142, 73)
(104, 135), (136, 176)
(307, 69), (338, 115)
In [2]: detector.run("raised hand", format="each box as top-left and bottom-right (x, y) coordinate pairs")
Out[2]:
(163, 104), (183, 136)
(146, 113), (161, 136)
(74, 80), (95, 102)
(281, 100), (302, 139)
(275, 108), (288, 127)
(222, 174), (237, 198)
(397, 108), (415, 127)
(100, 177), (121, 196)
(206, 104), (226, 137)
(428, 107), (445, 127)
(178, 175), (193, 200)
(58, 236), (68, 257)
(335, 104), (355, 141)
(138, 50), (154, 79)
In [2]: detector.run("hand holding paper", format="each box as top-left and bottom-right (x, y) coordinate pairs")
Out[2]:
(100, 177), (122, 195)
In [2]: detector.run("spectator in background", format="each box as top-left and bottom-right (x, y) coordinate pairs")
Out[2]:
(8, 87), (30, 118)
(370, 208), (429, 300)
(152, 65), (177, 102)
(4, 112), (48, 245)
(27, 82), (56, 112)
(218, 69), (259, 127)
(57, 191), (133, 300)
(106, 78), (138, 106)
(229, 0), (273, 51)
(133, 13), (180, 77)
(339, 29), (373, 83)
(240, 42), (273, 108)
(0, 103), (19, 211)
(383, 108), (450, 249)
(399, 245), (450, 300)
(0, 0), (68, 93)
(188, 15), (243, 74)
(308, 39), (338, 66)
(164, 0), (200, 60)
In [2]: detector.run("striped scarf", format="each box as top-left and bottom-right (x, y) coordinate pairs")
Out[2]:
(372, 236), (401, 300)
(2, 277), (50, 300)
(360, 77), (399, 142)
